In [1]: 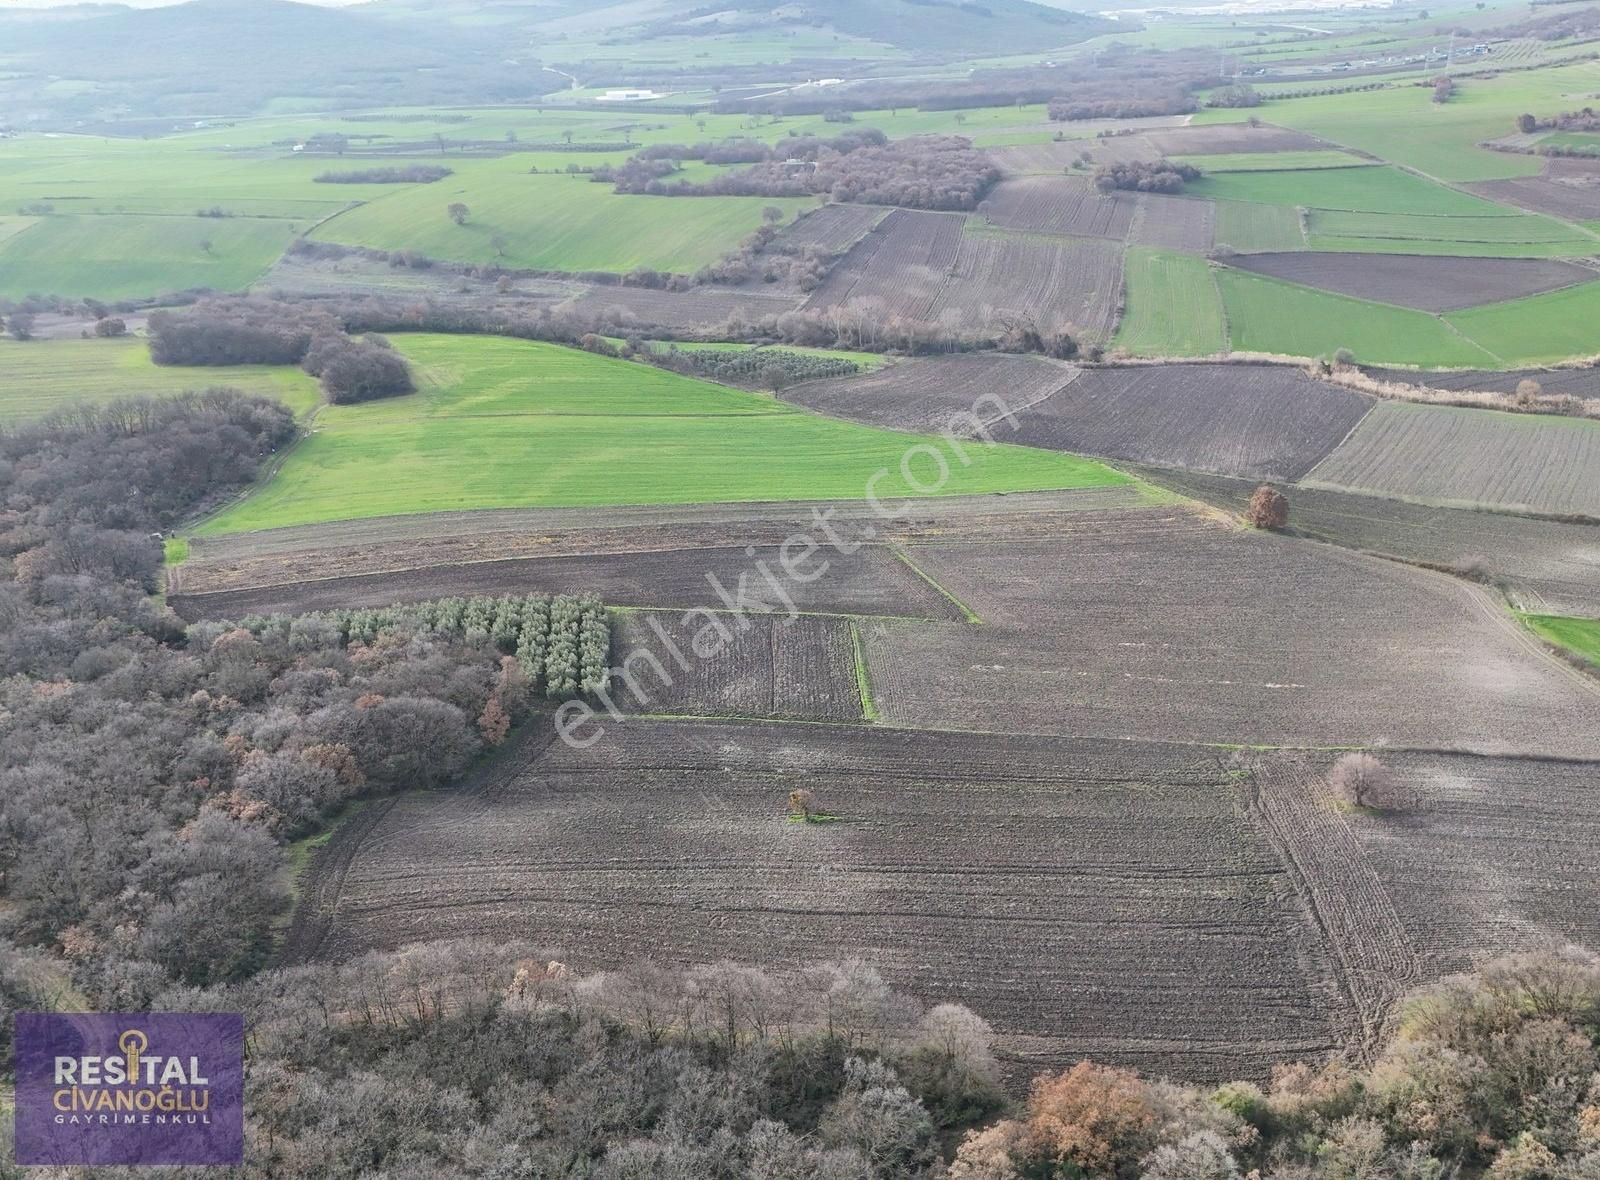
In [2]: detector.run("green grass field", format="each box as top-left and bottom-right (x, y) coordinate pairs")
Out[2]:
(0, 214), (304, 300)
(1188, 165), (1517, 215)
(1521, 614), (1600, 668)
(1114, 249), (1227, 357)
(1308, 209), (1598, 255)
(1215, 268), (1499, 366)
(196, 334), (1135, 534)
(1446, 281), (1600, 365)
(1174, 151), (1376, 172)
(311, 161), (813, 273)
(1213, 200), (1306, 253)
(0, 337), (321, 421)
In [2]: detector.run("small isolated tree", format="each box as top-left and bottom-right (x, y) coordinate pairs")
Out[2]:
(93, 317), (128, 338)
(1246, 484), (1289, 531)
(199, 237), (214, 255)
(1516, 378), (1543, 407)
(1328, 752), (1405, 811)
(1332, 346), (1356, 368)
(1518, 112), (1539, 135)
(762, 204), (785, 225)
(8, 312), (35, 342)
(789, 788), (820, 820)
(447, 202), (470, 226)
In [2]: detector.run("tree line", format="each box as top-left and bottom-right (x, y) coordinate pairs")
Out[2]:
(596, 131), (1001, 212)
(149, 302), (415, 404)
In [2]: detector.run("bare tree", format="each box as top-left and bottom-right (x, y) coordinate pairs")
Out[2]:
(788, 788), (820, 820)
(447, 202), (470, 226)
(1328, 752), (1406, 811)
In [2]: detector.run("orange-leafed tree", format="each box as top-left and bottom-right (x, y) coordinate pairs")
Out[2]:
(1024, 1061), (1158, 1175)
(1246, 484), (1289, 531)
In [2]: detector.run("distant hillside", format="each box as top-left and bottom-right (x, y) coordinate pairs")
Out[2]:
(0, 0), (534, 124)
(634, 0), (1111, 56)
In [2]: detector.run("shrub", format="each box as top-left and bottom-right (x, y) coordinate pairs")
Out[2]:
(314, 165), (453, 184)
(1328, 752), (1406, 810)
(1246, 485), (1289, 530)
(93, 316), (128, 338)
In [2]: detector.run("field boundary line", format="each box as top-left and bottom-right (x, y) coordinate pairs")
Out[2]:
(889, 545), (983, 624)
(847, 620), (880, 722)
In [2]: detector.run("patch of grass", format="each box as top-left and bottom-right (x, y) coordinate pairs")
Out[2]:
(848, 620), (880, 722)
(0, 337), (322, 422)
(1213, 200), (1306, 252)
(312, 161), (812, 274)
(1446, 280), (1600, 365)
(163, 537), (190, 566)
(0, 214), (304, 300)
(1115, 248), (1227, 357)
(197, 334), (1134, 534)
(1519, 613), (1600, 669)
(1215, 268), (1501, 367)
(1308, 208), (1597, 253)
(1189, 165), (1512, 216)
(1175, 151), (1377, 172)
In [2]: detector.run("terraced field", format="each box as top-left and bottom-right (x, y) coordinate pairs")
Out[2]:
(1303, 401), (1600, 516)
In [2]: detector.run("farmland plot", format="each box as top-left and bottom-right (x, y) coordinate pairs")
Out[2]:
(782, 353), (1080, 434)
(770, 203), (887, 253)
(1114, 250), (1227, 356)
(1143, 123), (1329, 155)
(802, 209), (967, 319)
(1030, 365), (1374, 480)
(788, 358), (1368, 478)
(1347, 753), (1600, 977)
(300, 719), (1349, 1080)
(1213, 200), (1306, 253)
(1362, 365), (1600, 400)
(564, 284), (803, 330)
(989, 137), (1160, 175)
(925, 232), (1124, 340)
(1132, 468), (1600, 618)
(1222, 252), (1594, 312)
(859, 516), (1600, 756)
(1129, 194), (1216, 253)
(1304, 401), (1600, 517)
(175, 487), (1162, 593)
(607, 612), (864, 721)
(976, 176), (1137, 240)
(171, 542), (966, 624)
(1468, 158), (1600, 222)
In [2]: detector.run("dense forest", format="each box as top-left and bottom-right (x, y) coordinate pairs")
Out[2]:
(597, 132), (1000, 212)
(0, 393), (605, 1006)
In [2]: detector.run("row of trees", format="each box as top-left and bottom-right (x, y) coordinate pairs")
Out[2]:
(313, 164), (453, 184)
(229, 593), (611, 701)
(3, 931), (1592, 1177)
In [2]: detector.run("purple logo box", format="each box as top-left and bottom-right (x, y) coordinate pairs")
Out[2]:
(13, 1012), (244, 1166)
